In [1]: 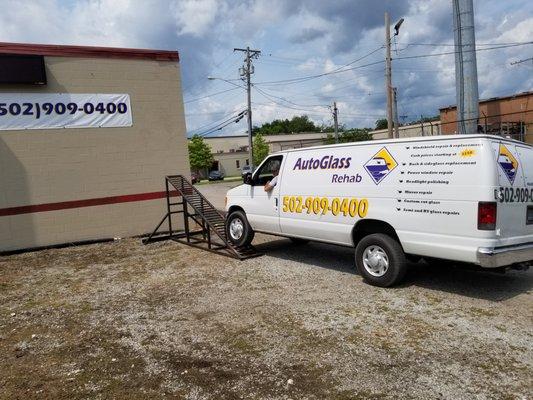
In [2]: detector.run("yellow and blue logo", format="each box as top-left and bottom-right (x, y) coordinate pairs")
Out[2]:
(497, 144), (519, 184)
(364, 147), (398, 184)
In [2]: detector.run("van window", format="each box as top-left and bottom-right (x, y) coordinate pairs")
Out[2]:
(253, 155), (283, 186)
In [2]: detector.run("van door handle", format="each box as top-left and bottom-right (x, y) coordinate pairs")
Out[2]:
(275, 198), (278, 207)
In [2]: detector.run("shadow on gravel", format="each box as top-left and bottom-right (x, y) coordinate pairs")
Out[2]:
(254, 239), (533, 302)
(255, 239), (355, 274)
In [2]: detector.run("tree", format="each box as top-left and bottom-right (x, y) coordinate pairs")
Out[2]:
(188, 134), (213, 174)
(253, 115), (321, 136)
(375, 118), (388, 130)
(324, 128), (372, 145)
(252, 133), (269, 166)
(410, 115), (440, 124)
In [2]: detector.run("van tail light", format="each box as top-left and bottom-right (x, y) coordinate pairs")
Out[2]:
(478, 202), (497, 230)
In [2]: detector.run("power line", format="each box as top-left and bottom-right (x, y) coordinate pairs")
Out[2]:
(185, 42), (531, 105)
(254, 86), (387, 116)
(184, 87), (242, 104)
(394, 42), (532, 61)
(399, 41), (532, 47)
(197, 118), (245, 138)
(253, 86), (328, 109)
(510, 57), (533, 65)
(185, 53), (241, 97)
(185, 110), (230, 117)
(254, 86), (328, 113)
(254, 42), (532, 87)
(252, 94), (385, 119)
(255, 60), (385, 86)
(254, 46), (385, 86)
(188, 110), (247, 136)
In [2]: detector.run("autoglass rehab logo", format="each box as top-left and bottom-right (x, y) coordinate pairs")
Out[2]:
(364, 147), (398, 184)
(293, 155), (351, 170)
(497, 144), (519, 185)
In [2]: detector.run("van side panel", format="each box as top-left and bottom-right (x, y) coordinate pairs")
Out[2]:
(279, 138), (504, 263)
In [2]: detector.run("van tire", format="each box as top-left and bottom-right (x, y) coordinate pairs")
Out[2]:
(226, 210), (254, 247)
(290, 238), (309, 245)
(355, 233), (407, 287)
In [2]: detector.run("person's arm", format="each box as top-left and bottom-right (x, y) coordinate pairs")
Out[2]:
(264, 181), (274, 192)
(264, 175), (278, 192)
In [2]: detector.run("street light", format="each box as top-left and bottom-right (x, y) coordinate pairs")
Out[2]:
(207, 76), (244, 89)
(394, 18), (404, 36)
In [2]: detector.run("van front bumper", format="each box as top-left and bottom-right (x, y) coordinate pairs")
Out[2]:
(477, 243), (533, 268)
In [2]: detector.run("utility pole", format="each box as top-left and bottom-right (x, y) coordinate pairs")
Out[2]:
(392, 87), (400, 138)
(333, 102), (339, 143)
(385, 12), (393, 139)
(234, 46), (261, 167)
(453, 0), (479, 134)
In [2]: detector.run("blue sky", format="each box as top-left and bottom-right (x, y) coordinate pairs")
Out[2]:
(1, 0), (532, 136)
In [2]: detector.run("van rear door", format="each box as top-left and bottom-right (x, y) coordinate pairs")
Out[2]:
(492, 141), (533, 244)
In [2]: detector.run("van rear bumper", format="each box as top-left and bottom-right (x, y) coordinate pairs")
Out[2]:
(477, 243), (533, 268)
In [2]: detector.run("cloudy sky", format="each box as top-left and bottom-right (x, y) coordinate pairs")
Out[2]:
(1, 0), (532, 136)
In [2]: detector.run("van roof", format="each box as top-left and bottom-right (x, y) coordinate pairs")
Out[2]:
(273, 134), (532, 154)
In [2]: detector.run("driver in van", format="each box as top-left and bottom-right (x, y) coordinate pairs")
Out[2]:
(264, 162), (280, 192)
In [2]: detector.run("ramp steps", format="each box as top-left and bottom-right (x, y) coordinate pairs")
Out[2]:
(143, 175), (261, 260)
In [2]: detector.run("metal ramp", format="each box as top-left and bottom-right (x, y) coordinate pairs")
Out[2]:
(143, 175), (261, 260)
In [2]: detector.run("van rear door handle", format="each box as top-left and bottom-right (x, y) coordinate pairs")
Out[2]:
(275, 198), (278, 207)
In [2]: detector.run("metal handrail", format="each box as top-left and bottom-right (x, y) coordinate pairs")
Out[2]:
(167, 175), (225, 219)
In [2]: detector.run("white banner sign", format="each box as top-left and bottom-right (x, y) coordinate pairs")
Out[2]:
(0, 93), (132, 131)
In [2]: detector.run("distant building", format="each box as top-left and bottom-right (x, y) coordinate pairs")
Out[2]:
(440, 91), (532, 143)
(200, 132), (329, 176)
(370, 121), (442, 140)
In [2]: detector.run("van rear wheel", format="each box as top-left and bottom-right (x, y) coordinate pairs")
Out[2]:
(226, 210), (254, 247)
(355, 233), (407, 287)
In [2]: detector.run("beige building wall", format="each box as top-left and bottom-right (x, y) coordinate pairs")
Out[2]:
(214, 152), (250, 176)
(0, 51), (188, 251)
(207, 136), (249, 153)
(204, 132), (328, 153)
(205, 132), (328, 176)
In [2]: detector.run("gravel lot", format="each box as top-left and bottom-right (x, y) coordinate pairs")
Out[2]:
(1, 234), (532, 399)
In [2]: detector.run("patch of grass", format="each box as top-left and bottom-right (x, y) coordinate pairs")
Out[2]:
(425, 293), (443, 306)
(469, 307), (497, 318)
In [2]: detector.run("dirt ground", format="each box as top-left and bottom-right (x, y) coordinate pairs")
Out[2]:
(0, 235), (532, 400)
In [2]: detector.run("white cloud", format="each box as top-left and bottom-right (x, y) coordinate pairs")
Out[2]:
(0, 0), (531, 132)
(172, 0), (221, 37)
(495, 18), (533, 43)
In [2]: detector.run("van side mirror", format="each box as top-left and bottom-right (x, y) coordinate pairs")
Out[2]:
(243, 173), (253, 185)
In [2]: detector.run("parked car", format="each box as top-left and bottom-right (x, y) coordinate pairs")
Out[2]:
(225, 134), (533, 287)
(208, 170), (225, 181)
(241, 165), (253, 179)
(191, 172), (199, 184)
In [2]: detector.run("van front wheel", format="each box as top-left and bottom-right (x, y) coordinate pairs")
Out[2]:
(226, 210), (254, 247)
(355, 234), (407, 287)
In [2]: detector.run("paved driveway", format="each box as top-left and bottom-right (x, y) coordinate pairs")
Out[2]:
(195, 181), (242, 211)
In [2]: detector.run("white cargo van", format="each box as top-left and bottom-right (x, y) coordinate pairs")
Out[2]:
(225, 134), (533, 287)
